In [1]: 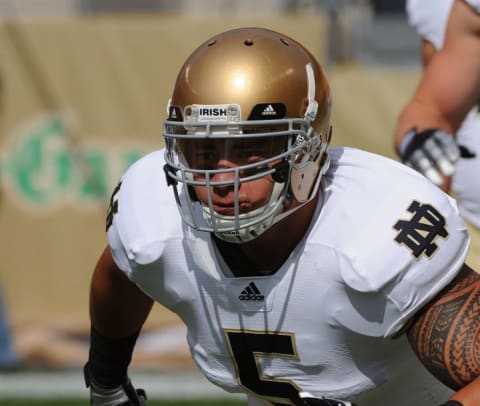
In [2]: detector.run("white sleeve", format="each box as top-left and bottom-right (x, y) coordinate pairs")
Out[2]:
(107, 215), (134, 277)
(105, 150), (180, 280)
(406, 0), (453, 49)
(465, 0), (480, 13)
(336, 194), (469, 338)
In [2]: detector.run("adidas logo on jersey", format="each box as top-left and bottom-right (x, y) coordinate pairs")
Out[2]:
(239, 282), (264, 301)
(261, 104), (277, 116)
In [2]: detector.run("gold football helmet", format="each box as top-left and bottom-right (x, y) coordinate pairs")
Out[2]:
(164, 27), (332, 243)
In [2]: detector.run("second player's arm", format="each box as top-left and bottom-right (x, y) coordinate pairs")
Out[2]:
(394, 0), (480, 148)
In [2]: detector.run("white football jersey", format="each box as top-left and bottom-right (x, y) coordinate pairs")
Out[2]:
(407, 0), (480, 45)
(466, 0), (480, 12)
(453, 110), (480, 228)
(406, 0), (453, 50)
(107, 147), (469, 405)
(407, 0), (480, 228)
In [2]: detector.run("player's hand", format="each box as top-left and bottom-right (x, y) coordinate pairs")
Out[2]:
(84, 364), (147, 406)
(299, 391), (358, 406)
(398, 128), (475, 186)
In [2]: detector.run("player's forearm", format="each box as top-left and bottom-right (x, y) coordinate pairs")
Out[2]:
(394, 40), (480, 153)
(90, 246), (154, 337)
(87, 246), (154, 389)
(406, 9), (480, 138)
(394, 98), (454, 154)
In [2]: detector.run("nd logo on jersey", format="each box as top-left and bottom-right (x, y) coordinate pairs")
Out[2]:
(393, 200), (449, 259)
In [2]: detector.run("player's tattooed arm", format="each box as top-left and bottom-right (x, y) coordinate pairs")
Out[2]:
(407, 263), (480, 390)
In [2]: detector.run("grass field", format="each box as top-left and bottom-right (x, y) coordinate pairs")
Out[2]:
(0, 369), (248, 404)
(0, 370), (248, 405)
(0, 399), (247, 405)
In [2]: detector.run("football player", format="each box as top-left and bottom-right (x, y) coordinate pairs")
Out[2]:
(85, 28), (480, 405)
(397, 0), (480, 229)
(394, 0), (480, 199)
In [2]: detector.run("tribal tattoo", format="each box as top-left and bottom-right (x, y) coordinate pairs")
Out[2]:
(407, 264), (480, 390)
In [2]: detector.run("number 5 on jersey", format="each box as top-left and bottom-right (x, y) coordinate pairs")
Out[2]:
(224, 329), (304, 405)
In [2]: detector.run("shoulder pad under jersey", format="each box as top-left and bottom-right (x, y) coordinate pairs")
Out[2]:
(320, 148), (470, 336)
(106, 149), (183, 277)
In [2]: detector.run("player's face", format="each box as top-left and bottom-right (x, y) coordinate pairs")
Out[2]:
(180, 136), (286, 215)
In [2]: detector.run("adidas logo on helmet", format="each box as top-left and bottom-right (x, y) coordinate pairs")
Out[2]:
(261, 104), (277, 116)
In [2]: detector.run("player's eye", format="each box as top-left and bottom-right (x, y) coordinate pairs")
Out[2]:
(194, 149), (218, 169)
